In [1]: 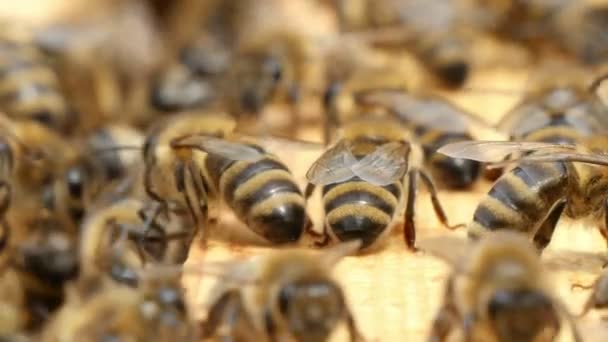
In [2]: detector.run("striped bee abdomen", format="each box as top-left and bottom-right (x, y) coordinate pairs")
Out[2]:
(322, 178), (402, 249)
(469, 161), (569, 239)
(208, 153), (307, 243)
(417, 128), (481, 189)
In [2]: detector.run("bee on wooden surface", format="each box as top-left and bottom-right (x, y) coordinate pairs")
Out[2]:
(438, 136), (608, 250)
(305, 116), (461, 251)
(332, 0), (473, 88)
(355, 89), (485, 189)
(41, 271), (198, 342)
(422, 231), (581, 342)
(8, 211), (79, 330)
(145, 112), (310, 245)
(79, 198), (192, 287)
(0, 34), (72, 133)
(201, 240), (365, 342)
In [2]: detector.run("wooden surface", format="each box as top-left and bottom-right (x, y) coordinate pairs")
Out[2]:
(182, 69), (608, 342)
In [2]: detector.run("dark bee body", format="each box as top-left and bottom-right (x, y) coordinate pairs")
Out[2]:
(0, 37), (70, 132)
(468, 81), (608, 249)
(204, 143), (308, 244)
(414, 125), (480, 189)
(320, 138), (403, 249)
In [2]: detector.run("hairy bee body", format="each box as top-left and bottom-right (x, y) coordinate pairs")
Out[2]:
(204, 146), (307, 244)
(0, 37), (70, 132)
(321, 138), (403, 249)
(468, 82), (608, 249)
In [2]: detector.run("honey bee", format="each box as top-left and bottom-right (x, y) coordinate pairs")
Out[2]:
(422, 231), (581, 342)
(305, 115), (460, 251)
(355, 89), (485, 189)
(201, 240), (365, 342)
(331, 0), (473, 87)
(0, 34), (72, 133)
(43, 124), (145, 224)
(79, 198), (192, 286)
(41, 271), (198, 342)
(0, 268), (27, 337)
(469, 0), (608, 65)
(144, 112), (310, 245)
(8, 210), (79, 329)
(438, 137), (608, 250)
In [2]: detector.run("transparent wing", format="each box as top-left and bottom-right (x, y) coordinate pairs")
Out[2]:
(240, 134), (324, 154)
(172, 135), (265, 162)
(350, 142), (409, 186)
(306, 140), (357, 186)
(356, 89), (492, 133)
(491, 151), (608, 168)
(497, 105), (551, 136)
(437, 141), (576, 163)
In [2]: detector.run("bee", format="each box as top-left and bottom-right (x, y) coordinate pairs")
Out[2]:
(331, 0), (473, 87)
(355, 89), (484, 189)
(304, 115), (460, 251)
(201, 240), (365, 342)
(0, 34), (72, 133)
(8, 210), (79, 330)
(79, 198), (192, 287)
(41, 271), (198, 342)
(469, 0), (608, 65)
(144, 112), (310, 245)
(0, 268), (27, 337)
(438, 137), (608, 250)
(43, 124), (145, 224)
(422, 231), (581, 342)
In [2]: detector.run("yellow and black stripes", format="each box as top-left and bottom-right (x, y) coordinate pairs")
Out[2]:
(469, 161), (569, 242)
(322, 178), (402, 248)
(206, 149), (307, 243)
(0, 39), (69, 132)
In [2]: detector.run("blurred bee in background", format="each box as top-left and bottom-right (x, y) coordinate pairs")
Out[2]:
(0, 269), (27, 338)
(8, 210), (79, 330)
(331, 0), (474, 88)
(466, 0), (608, 65)
(201, 241), (365, 342)
(305, 115), (461, 251)
(79, 198), (192, 287)
(145, 112), (310, 246)
(0, 32), (72, 133)
(422, 231), (581, 342)
(41, 269), (199, 342)
(42, 124), (145, 224)
(355, 89), (485, 189)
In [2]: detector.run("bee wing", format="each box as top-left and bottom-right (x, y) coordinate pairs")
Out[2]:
(437, 140), (577, 163)
(356, 89), (493, 133)
(173, 135), (265, 162)
(542, 250), (605, 273)
(417, 235), (468, 268)
(491, 151), (608, 168)
(497, 105), (552, 136)
(240, 134), (324, 154)
(306, 140), (358, 186)
(350, 142), (409, 186)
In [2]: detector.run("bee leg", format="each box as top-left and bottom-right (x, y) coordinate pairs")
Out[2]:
(417, 170), (464, 230)
(532, 200), (566, 251)
(0, 181), (10, 251)
(599, 197), (608, 248)
(312, 219), (331, 248)
(403, 170), (418, 250)
(201, 290), (248, 341)
(137, 202), (164, 264)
